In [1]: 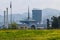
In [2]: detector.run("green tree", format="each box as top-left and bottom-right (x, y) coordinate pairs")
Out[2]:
(58, 16), (60, 28)
(51, 16), (59, 29)
(47, 19), (50, 29)
(9, 22), (17, 29)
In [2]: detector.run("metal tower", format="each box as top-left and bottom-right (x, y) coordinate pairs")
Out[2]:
(27, 0), (30, 20)
(28, 6), (30, 20)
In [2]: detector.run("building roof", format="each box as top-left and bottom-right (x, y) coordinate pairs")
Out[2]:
(20, 18), (37, 22)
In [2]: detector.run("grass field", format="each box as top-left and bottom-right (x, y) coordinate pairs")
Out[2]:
(0, 29), (60, 40)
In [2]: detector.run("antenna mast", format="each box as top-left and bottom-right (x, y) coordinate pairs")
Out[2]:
(28, 0), (30, 20)
(28, 6), (30, 19)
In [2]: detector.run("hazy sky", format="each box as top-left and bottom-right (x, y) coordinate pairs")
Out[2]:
(0, 0), (60, 15)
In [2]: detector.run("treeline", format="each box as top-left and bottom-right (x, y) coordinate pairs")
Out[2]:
(3, 22), (17, 29)
(47, 16), (60, 29)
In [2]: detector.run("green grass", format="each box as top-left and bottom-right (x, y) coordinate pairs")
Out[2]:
(0, 29), (60, 40)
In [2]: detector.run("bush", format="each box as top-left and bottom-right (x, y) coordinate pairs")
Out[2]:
(9, 22), (17, 29)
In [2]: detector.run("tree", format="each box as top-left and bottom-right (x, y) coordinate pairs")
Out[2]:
(51, 16), (59, 29)
(47, 19), (50, 29)
(58, 16), (60, 28)
(9, 22), (17, 29)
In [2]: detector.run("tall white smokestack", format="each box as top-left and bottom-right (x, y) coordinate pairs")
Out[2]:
(10, 1), (12, 24)
(6, 8), (8, 28)
(4, 10), (5, 28)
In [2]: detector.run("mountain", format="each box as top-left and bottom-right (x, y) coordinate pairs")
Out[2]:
(0, 13), (28, 25)
(42, 8), (60, 24)
(8, 13), (28, 23)
(0, 15), (3, 22)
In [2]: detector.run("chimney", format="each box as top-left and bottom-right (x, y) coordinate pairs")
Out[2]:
(6, 8), (8, 28)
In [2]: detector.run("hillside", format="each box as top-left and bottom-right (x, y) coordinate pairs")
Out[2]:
(42, 8), (60, 24)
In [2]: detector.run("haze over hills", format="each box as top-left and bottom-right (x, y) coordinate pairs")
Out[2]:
(42, 8), (60, 19)
(42, 8), (60, 24)
(0, 13), (28, 25)
(0, 8), (60, 25)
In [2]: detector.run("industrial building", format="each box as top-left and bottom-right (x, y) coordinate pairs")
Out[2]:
(20, 8), (43, 29)
(0, 1), (45, 29)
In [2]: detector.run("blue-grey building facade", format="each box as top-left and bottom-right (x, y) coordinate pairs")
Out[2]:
(32, 9), (42, 24)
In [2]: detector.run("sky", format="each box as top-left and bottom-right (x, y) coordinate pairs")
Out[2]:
(0, 0), (60, 15)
